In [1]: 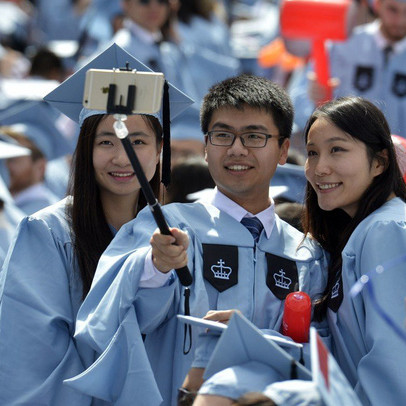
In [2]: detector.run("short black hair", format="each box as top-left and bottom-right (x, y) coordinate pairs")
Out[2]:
(200, 74), (294, 145)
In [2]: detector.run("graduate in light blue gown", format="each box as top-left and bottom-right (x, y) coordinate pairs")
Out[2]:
(68, 74), (328, 406)
(192, 97), (405, 406)
(302, 96), (406, 405)
(289, 0), (406, 138)
(176, 0), (234, 57)
(0, 124), (60, 215)
(0, 138), (30, 266)
(0, 100), (74, 215)
(0, 44), (192, 406)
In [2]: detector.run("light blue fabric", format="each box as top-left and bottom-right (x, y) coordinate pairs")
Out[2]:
(70, 200), (328, 405)
(0, 100), (74, 160)
(112, 27), (241, 104)
(0, 245), (5, 268)
(0, 198), (107, 406)
(14, 183), (59, 215)
(289, 21), (406, 138)
(177, 15), (234, 57)
(329, 22), (406, 138)
(328, 197), (406, 405)
(200, 361), (285, 400)
(263, 380), (324, 406)
(31, 0), (84, 42)
(44, 155), (71, 200)
(0, 210), (18, 258)
(197, 311), (313, 401)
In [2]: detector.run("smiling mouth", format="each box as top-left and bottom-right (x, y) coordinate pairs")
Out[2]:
(317, 182), (341, 190)
(109, 172), (135, 178)
(225, 165), (251, 171)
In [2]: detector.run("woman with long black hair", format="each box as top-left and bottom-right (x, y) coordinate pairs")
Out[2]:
(0, 44), (192, 405)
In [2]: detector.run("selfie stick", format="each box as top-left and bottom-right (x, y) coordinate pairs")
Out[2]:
(106, 80), (193, 287)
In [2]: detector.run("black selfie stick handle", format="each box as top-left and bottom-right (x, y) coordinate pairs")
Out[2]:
(121, 137), (193, 287)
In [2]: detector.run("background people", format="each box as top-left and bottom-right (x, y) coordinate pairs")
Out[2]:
(290, 0), (406, 139)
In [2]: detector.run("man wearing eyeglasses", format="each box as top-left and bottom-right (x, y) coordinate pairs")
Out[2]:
(72, 74), (328, 406)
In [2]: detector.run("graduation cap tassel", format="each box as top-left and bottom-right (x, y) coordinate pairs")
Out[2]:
(161, 80), (171, 188)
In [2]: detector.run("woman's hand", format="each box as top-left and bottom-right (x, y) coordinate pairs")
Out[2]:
(150, 227), (189, 273)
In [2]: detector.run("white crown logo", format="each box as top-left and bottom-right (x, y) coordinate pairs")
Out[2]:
(331, 280), (340, 299)
(211, 259), (232, 280)
(273, 269), (292, 290)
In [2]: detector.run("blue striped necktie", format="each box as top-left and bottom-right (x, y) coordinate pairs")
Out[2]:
(241, 217), (264, 244)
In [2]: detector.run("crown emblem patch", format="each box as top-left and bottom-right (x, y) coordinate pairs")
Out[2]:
(266, 253), (298, 300)
(211, 259), (232, 280)
(331, 280), (340, 299)
(354, 65), (374, 92)
(328, 275), (343, 312)
(392, 73), (406, 97)
(273, 270), (292, 290)
(203, 244), (238, 292)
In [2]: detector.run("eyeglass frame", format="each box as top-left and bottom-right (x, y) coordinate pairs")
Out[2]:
(206, 130), (284, 148)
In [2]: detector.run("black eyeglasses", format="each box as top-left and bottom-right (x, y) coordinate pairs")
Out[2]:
(138, 0), (169, 5)
(207, 130), (281, 148)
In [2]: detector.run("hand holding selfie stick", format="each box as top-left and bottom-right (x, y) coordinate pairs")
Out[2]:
(106, 76), (193, 288)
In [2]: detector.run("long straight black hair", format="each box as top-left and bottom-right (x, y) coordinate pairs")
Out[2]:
(67, 113), (163, 298)
(302, 97), (406, 320)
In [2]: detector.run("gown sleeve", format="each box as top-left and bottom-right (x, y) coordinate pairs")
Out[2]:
(0, 215), (92, 405)
(343, 219), (406, 405)
(69, 209), (180, 404)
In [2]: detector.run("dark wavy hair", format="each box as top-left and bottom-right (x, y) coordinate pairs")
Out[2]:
(67, 113), (162, 298)
(302, 97), (406, 320)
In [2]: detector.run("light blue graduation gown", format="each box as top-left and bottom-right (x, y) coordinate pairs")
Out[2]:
(329, 21), (406, 138)
(0, 198), (105, 406)
(32, 0), (84, 42)
(69, 201), (327, 405)
(177, 15), (234, 57)
(45, 155), (71, 200)
(327, 197), (406, 405)
(14, 182), (60, 215)
(289, 21), (406, 138)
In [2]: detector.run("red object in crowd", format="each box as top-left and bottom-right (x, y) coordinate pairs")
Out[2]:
(280, 0), (351, 103)
(282, 291), (312, 343)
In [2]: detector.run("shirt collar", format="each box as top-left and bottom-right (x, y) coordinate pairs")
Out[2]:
(124, 19), (163, 45)
(209, 187), (276, 239)
(374, 20), (406, 54)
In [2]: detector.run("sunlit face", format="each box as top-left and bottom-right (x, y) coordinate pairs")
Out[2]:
(123, 0), (169, 33)
(205, 106), (289, 212)
(305, 117), (384, 217)
(93, 115), (161, 203)
(376, 0), (406, 42)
